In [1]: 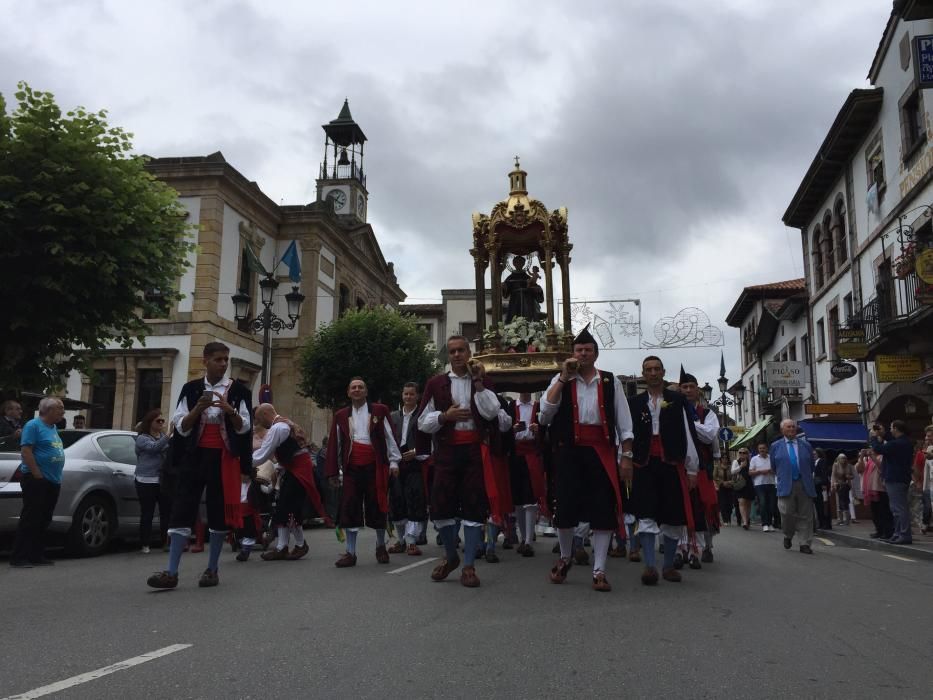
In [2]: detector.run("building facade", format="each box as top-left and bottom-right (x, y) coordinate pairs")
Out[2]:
(66, 101), (405, 443)
(782, 3), (933, 437)
(400, 288), (492, 354)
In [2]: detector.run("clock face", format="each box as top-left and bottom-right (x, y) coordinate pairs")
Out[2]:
(357, 195), (365, 217)
(327, 189), (347, 211)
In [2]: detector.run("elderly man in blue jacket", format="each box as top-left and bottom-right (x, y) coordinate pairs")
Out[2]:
(770, 418), (817, 554)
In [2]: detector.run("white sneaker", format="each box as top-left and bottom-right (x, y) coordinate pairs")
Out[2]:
(762, 525), (768, 532)
(141, 546), (150, 554)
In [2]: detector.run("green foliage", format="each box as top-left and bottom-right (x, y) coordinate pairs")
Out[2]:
(0, 83), (195, 390)
(298, 308), (440, 409)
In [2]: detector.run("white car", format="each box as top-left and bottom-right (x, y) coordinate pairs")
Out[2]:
(0, 429), (158, 556)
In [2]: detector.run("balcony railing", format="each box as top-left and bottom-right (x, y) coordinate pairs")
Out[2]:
(854, 269), (924, 345)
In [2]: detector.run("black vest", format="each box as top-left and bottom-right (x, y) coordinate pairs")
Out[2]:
(630, 388), (692, 465)
(178, 378), (253, 474)
(549, 370), (617, 450)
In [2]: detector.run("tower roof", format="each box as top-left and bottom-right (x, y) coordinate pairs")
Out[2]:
(322, 99), (367, 146)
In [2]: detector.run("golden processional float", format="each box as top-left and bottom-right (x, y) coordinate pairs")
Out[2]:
(470, 159), (574, 391)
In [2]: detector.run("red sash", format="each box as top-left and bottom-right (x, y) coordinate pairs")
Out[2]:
(451, 430), (481, 445)
(349, 441), (387, 515)
(288, 452), (333, 527)
(697, 470), (719, 530)
(572, 381), (624, 529)
(515, 440), (549, 517)
(197, 423), (243, 529)
(480, 444), (512, 526)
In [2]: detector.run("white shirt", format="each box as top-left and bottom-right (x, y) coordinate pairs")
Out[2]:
(749, 454), (775, 486)
(400, 407), (416, 448)
(515, 400), (535, 442)
(252, 421), (291, 466)
(418, 372), (501, 433)
(539, 369), (635, 443)
(693, 405), (722, 460)
(173, 376), (251, 437)
(344, 403), (402, 468)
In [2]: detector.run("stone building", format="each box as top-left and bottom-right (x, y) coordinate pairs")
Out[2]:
(65, 101), (404, 442)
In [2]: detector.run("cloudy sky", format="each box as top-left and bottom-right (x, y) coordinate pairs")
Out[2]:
(1, 0), (892, 391)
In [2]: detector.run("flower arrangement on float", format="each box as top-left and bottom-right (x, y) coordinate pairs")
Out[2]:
(483, 317), (549, 352)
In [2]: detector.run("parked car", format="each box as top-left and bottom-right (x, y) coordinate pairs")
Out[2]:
(0, 429), (156, 556)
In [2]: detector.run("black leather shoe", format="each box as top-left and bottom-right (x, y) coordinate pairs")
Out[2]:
(799, 544), (813, 555)
(783, 537), (792, 550)
(673, 552), (684, 570)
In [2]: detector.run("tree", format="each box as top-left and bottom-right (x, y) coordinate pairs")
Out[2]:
(0, 83), (195, 390)
(298, 307), (440, 409)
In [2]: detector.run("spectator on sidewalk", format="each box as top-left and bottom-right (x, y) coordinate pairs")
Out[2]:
(750, 442), (777, 532)
(10, 397), (66, 567)
(770, 419), (817, 554)
(0, 399), (24, 439)
(870, 420), (914, 545)
(731, 449), (755, 530)
(72, 414), (86, 429)
(858, 448), (893, 540)
(714, 455), (735, 524)
(134, 409), (172, 553)
(813, 448), (832, 530)
(918, 426), (933, 535)
(831, 454), (855, 525)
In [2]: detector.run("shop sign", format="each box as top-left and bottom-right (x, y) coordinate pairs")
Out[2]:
(836, 327), (869, 360)
(876, 354), (924, 383)
(765, 361), (806, 388)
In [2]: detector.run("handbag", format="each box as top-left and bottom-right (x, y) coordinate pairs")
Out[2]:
(733, 473), (747, 491)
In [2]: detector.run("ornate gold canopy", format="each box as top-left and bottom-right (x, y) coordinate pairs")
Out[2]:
(470, 159), (574, 390)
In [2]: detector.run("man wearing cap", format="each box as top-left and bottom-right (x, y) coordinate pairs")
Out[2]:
(417, 335), (501, 588)
(539, 325), (634, 592)
(623, 356), (700, 585)
(678, 370), (721, 566)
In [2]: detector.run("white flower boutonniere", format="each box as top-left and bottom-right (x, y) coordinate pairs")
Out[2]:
(660, 400), (671, 410)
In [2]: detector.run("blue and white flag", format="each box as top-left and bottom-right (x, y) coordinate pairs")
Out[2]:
(279, 240), (301, 283)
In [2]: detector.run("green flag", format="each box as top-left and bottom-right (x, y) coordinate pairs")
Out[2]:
(244, 244), (267, 275)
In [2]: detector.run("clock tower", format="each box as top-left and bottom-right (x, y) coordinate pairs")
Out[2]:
(316, 99), (368, 223)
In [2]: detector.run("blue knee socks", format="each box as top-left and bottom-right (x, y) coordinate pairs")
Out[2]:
(207, 531), (226, 572)
(346, 529), (358, 555)
(639, 532), (657, 568)
(486, 524), (499, 553)
(167, 531), (187, 575)
(663, 536), (677, 569)
(376, 529), (386, 547)
(439, 524), (459, 562)
(463, 525), (482, 566)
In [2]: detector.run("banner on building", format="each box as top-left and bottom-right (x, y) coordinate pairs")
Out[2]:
(876, 354), (924, 383)
(765, 361), (807, 389)
(836, 327), (869, 360)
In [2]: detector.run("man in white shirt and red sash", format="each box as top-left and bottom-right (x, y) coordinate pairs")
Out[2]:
(417, 335), (501, 588)
(147, 342), (252, 590)
(540, 326), (635, 593)
(252, 403), (331, 561)
(623, 356), (700, 586)
(679, 370), (721, 566)
(326, 378), (402, 567)
(510, 392), (547, 556)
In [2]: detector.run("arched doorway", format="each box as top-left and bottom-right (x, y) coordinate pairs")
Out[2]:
(877, 392), (932, 438)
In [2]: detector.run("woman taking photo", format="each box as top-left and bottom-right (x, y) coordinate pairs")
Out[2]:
(731, 448), (756, 529)
(135, 409), (171, 553)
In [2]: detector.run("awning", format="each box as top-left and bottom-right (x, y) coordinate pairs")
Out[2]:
(730, 416), (773, 451)
(797, 419), (868, 452)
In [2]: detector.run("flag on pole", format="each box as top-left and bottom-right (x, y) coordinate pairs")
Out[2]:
(720, 351), (726, 379)
(244, 244), (267, 275)
(279, 240), (302, 283)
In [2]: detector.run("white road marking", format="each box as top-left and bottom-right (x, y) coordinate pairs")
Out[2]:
(2, 644), (192, 700)
(387, 556), (438, 574)
(815, 537), (834, 546)
(883, 554), (916, 563)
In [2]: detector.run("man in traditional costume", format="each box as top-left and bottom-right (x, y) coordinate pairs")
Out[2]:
(326, 378), (402, 567)
(623, 356), (700, 585)
(417, 335), (501, 588)
(252, 403), (330, 561)
(540, 326), (634, 592)
(147, 342), (252, 589)
(388, 383), (429, 556)
(508, 392), (548, 557)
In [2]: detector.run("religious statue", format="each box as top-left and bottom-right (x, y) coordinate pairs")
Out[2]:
(501, 255), (544, 323)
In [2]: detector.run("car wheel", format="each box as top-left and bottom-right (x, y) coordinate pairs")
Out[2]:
(68, 494), (116, 557)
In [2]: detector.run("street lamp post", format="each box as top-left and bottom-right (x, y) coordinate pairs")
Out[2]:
(702, 376), (746, 455)
(232, 273), (305, 386)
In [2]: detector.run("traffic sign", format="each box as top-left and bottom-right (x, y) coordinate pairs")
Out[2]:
(719, 427), (734, 442)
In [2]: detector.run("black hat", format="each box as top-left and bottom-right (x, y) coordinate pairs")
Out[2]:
(679, 365), (698, 385)
(573, 324), (597, 348)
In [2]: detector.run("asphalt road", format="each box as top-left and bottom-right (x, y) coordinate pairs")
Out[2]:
(2, 526), (932, 700)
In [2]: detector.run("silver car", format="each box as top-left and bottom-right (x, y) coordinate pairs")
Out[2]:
(0, 429), (158, 556)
